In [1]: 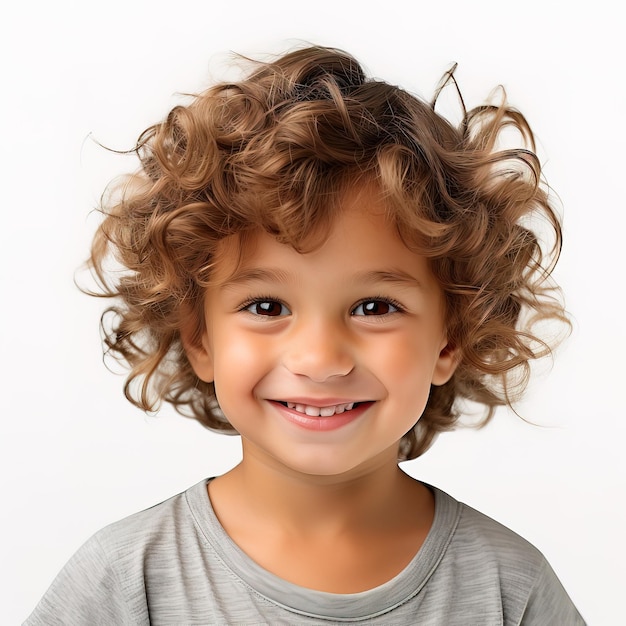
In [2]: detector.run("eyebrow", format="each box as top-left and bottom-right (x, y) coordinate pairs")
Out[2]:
(220, 267), (425, 291)
(354, 270), (426, 290)
(219, 268), (293, 289)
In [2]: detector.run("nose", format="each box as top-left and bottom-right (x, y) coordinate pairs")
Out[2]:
(282, 316), (355, 382)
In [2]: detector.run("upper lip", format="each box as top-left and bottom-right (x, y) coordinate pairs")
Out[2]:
(271, 397), (367, 407)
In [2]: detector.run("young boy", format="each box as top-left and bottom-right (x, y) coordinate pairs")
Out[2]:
(26, 46), (585, 624)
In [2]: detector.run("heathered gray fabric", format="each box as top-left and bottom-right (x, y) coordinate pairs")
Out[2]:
(25, 478), (585, 625)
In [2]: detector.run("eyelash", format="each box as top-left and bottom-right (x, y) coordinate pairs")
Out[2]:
(238, 296), (290, 317)
(237, 296), (405, 317)
(351, 296), (405, 317)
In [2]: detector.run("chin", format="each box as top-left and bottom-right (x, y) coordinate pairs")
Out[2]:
(274, 447), (395, 482)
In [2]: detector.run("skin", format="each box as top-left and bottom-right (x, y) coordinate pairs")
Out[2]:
(185, 187), (457, 592)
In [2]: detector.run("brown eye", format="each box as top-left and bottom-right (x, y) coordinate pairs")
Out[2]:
(246, 300), (290, 317)
(352, 300), (398, 316)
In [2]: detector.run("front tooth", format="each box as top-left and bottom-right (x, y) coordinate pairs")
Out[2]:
(286, 403), (357, 417)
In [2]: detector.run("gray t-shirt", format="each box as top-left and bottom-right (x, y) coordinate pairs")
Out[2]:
(25, 478), (584, 625)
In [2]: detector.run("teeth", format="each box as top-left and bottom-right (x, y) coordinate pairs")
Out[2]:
(285, 402), (356, 417)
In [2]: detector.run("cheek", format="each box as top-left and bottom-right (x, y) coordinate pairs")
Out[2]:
(372, 333), (440, 384)
(217, 333), (262, 366)
(212, 330), (271, 396)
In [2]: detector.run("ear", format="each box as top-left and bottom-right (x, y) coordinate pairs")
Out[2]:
(431, 340), (459, 386)
(180, 318), (214, 383)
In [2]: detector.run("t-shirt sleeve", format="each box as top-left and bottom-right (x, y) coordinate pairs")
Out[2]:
(519, 558), (586, 625)
(23, 534), (137, 626)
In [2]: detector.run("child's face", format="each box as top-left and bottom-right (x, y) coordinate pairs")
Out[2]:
(187, 189), (457, 479)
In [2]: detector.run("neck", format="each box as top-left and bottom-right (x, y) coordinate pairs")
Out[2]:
(209, 442), (430, 538)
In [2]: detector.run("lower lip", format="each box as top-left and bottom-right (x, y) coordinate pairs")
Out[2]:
(271, 401), (373, 432)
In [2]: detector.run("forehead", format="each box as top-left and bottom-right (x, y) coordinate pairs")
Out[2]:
(208, 191), (442, 298)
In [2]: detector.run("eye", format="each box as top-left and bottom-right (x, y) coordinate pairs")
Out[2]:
(352, 299), (400, 316)
(244, 300), (290, 317)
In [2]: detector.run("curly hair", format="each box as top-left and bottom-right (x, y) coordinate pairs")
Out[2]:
(88, 45), (569, 459)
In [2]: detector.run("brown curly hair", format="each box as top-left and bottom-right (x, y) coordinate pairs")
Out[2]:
(88, 45), (568, 459)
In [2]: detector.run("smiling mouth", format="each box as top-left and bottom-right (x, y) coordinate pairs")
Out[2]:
(277, 401), (360, 417)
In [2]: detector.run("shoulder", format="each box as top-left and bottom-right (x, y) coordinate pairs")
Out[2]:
(24, 480), (208, 626)
(428, 487), (547, 600)
(428, 487), (586, 624)
(95, 481), (197, 553)
(450, 495), (546, 571)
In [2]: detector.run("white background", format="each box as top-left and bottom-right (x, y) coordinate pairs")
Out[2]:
(2, 1), (623, 623)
